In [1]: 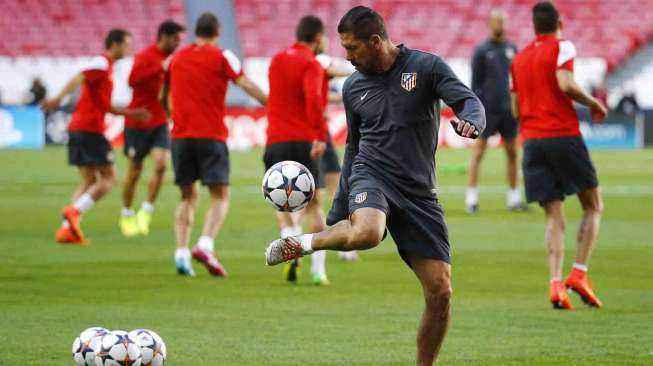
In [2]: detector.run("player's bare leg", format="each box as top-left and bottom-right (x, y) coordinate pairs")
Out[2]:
(406, 253), (452, 366)
(543, 200), (572, 309)
(120, 158), (143, 236)
(136, 148), (168, 235)
(174, 183), (197, 276)
(304, 192), (328, 284)
(465, 138), (487, 213)
(565, 187), (603, 307)
(504, 138), (526, 211)
(191, 184), (229, 276)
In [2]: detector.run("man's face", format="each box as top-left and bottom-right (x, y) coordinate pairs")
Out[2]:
(339, 32), (378, 74)
(316, 34), (328, 54)
(161, 32), (183, 54)
(115, 35), (133, 59)
(489, 14), (506, 38)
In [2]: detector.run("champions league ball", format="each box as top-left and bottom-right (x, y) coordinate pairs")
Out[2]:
(262, 161), (315, 212)
(94, 330), (142, 366)
(72, 327), (110, 366)
(128, 329), (167, 366)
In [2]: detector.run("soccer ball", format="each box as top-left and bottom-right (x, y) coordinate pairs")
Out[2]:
(262, 161), (315, 212)
(94, 330), (142, 366)
(72, 327), (110, 366)
(128, 329), (167, 366)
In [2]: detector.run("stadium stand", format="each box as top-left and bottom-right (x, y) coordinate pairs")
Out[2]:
(234, 0), (653, 69)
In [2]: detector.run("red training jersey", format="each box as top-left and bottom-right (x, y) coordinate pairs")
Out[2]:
(511, 35), (580, 141)
(126, 44), (168, 129)
(169, 44), (243, 141)
(68, 55), (113, 133)
(266, 43), (327, 145)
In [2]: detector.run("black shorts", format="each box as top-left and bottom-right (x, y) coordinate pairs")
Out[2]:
(171, 138), (229, 186)
(123, 124), (170, 161)
(482, 109), (518, 139)
(263, 141), (320, 183)
(327, 164), (451, 265)
(68, 131), (114, 166)
(522, 136), (599, 204)
(317, 137), (341, 188)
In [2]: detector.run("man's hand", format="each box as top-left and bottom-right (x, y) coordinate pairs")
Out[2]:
(129, 108), (152, 122)
(40, 98), (62, 112)
(450, 119), (480, 139)
(310, 140), (326, 160)
(590, 100), (608, 123)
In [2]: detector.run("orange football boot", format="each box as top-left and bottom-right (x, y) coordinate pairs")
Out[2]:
(550, 279), (573, 310)
(55, 225), (88, 245)
(62, 205), (86, 242)
(565, 268), (602, 308)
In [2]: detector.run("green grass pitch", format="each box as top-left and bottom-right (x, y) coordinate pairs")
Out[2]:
(1, 146), (652, 365)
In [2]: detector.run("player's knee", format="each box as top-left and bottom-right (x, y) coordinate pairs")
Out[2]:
(547, 217), (565, 232)
(583, 197), (603, 215)
(424, 279), (452, 310)
(349, 225), (382, 249)
(153, 160), (167, 176)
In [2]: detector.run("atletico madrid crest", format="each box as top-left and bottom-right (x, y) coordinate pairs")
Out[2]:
(401, 72), (417, 91)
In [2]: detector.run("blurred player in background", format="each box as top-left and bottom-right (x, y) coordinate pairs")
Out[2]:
(510, 1), (607, 309)
(120, 20), (185, 237)
(465, 10), (527, 213)
(169, 13), (266, 276)
(266, 7), (485, 364)
(42, 29), (149, 245)
(315, 37), (359, 262)
(265, 15), (330, 285)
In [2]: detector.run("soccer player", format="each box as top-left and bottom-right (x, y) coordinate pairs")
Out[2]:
(465, 10), (527, 213)
(265, 7), (485, 365)
(42, 29), (149, 244)
(265, 16), (330, 285)
(120, 20), (185, 237)
(169, 13), (266, 276)
(510, 1), (607, 309)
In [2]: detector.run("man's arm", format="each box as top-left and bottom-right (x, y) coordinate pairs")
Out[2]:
(470, 46), (485, 101)
(235, 75), (267, 105)
(40, 73), (84, 111)
(303, 62), (328, 159)
(556, 70), (607, 122)
(433, 57), (486, 138)
(511, 92), (519, 120)
(110, 106), (151, 121)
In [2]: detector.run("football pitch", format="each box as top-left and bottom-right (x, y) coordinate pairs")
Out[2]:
(1, 146), (652, 365)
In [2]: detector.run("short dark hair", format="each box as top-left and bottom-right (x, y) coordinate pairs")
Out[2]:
(337, 6), (388, 41)
(157, 20), (185, 40)
(104, 29), (130, 50)
(296, 15), (324, 43)
(532, 1), (560, 34)
(195, 12), (219, 38)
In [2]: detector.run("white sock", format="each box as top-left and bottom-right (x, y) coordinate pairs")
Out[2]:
(465, 187), (479, 206)
(573, 263), (588, 272)
(311, 250), (326, 276)
(121, 207), (135, 217)
(299, 234), (314, 254)
(73, 193), (95, 214)
(175, 248), (191, 262)
(292, 225), (303, 236)
(507, 188), (521, 207)
(280, 227), (294, 239)
(141, 201), (154, 214)
(61, 220), (70, 228)
(197, 235), (214, 253)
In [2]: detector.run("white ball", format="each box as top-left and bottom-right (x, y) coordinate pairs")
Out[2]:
(128, 329), (167, 366)
(262, 161), (315, 212)
(72, 327), (109, 366)
(95, 330), (142, 366)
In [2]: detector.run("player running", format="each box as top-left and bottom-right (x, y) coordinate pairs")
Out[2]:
(42, 29), (149, 245)
(169, 13), (266, 276)
(465, 10), (527, 213)
(510, 1), (607, 309)
(265, 7), (485, 365)
(120, 20), (185, 237)
(265, 16), (330, 285)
